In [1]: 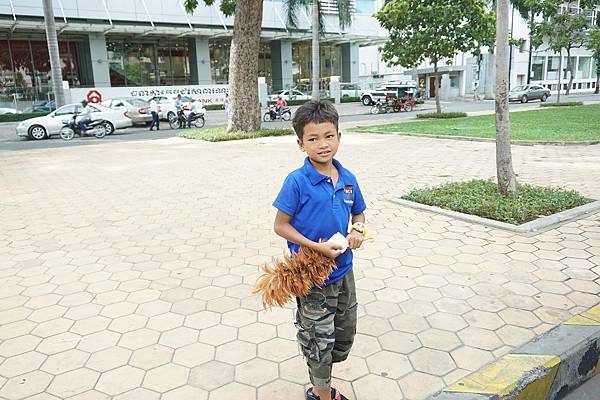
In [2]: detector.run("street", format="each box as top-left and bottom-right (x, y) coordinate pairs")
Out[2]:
(564, 375), (600, 400)
(2, 93), (599, 151)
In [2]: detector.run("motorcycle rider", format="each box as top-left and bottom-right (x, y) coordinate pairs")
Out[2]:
(188, 98), (206, 128)
(275, 95), (287, 120)
(78, 100), (92, 132)
(175, 94), (184, 128)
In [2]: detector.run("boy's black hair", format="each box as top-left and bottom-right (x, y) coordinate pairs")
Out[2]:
(292, 100), (339, 140)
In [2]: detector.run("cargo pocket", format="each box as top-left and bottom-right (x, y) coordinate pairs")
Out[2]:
(296, 292), (329, 363)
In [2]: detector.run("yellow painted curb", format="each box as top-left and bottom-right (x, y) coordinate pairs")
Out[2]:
(564, 304), (600, 325)
(446, 354), (560, 399)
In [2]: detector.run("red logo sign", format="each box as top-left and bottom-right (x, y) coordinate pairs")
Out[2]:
(86, 89), (103, 104)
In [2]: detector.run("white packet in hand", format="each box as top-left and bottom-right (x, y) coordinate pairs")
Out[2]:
(327, 232), (349, 254)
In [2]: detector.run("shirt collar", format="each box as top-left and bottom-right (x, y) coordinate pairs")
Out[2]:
(303, 157), (344, 186)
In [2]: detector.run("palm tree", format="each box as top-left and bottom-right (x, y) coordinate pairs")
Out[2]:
(285, 0), (352, 100)
(42, 0), (66, 107)
(495, 0), (517, 194)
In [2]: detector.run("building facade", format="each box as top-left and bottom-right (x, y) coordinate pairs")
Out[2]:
(0, 0), (386, 108)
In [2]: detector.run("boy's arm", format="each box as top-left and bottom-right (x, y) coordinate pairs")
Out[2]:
(347, 212), (366, 250)
(274, 210), (343, 259)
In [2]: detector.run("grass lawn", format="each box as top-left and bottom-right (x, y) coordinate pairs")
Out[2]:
(353, 103), (600, 142)
(402, 180), (591, 225)
(177, 127), (293, 142)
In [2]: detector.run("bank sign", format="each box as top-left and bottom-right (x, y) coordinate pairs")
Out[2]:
(69, 84), (229, 105)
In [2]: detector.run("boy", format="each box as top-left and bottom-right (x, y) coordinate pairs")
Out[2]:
(273, 100), (367, 400)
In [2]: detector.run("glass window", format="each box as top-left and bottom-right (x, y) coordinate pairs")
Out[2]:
(210, 40), (230, 84)
(531, 56), (545, 81)
(169, 42), (190, 85)
(577, 57), (591, 79)
(139, 43), (157, 86)
(258, 43), (272, 89)
(592, 59), (597, 78)
(292, 43), (311, 89)
(55, 105), (77, 115)
(107, 41), (126, 86)
(547, 56), (560, 80)
(355, 0), (376, 14)
(449, 75), (459, 88)
(563, 56), (577, 79)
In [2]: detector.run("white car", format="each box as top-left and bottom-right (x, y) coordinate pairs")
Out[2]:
(155, 96), (193, 120)
(0, 107), (20, 114)
(268, 89), (310, 102)
(16, 103), (132, 140)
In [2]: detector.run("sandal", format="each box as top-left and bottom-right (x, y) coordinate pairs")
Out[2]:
(306, 387), (349, 400)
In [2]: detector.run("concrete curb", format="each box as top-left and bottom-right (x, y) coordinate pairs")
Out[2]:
(428, 304), (600, 400)
(363, 131), (600, 146)
(390, 198), (600, 234)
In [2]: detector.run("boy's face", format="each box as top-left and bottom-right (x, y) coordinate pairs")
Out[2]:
(297, 122), (341, 166)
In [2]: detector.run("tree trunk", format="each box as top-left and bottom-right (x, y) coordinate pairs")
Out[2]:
(433, 62), (441, 114)
(595, 65), (599, 94)
(557, 49), (562, 104)
(311, 0), (320, 100)
(226, 0), (263, 132)
(495, 0), (517, 195)
(42, 0), (66, 107)
(566, 48), (573, 95)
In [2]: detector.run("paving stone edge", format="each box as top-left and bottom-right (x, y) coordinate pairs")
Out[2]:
(362, 131), (600, 147)
(427, 303), (600, 400)
(390, 198), (600, 234)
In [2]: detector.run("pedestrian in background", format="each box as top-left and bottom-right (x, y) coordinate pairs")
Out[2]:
(224, 93), (230, 117)
(149, 96), (159, 131)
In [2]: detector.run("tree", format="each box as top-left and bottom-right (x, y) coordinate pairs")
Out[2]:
(42, 0), (66, 107)
(586, 27), (600, 94)
(495, 0), (517, 194)
(530, 1), (600, 96)
(531, 12), (588, 96)
(375, 0), (495, 113)
(184, 0), (263, 132)
(285, 0), (352, 100)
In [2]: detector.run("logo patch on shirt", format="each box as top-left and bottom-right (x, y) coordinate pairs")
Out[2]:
(344, 185), (354, 204)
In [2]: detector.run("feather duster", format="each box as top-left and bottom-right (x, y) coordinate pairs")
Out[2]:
(254, 247), (337, 308)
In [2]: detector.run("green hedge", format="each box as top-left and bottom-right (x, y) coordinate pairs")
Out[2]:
(416, 112), (467, 119)
(540, 101), (584, 108)
(341, 96), (361, 103)
(177, 127), (294, 142)
(0, 112), (49, 122)
(204, 104), (224, 111)
(402, 179), (590, 225)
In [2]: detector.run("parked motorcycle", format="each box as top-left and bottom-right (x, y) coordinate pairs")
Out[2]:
(370, 98), (394, 114)
(263, 105), (291, 122)
(59, 115), (107, 140)
(169, 110), (206, 129)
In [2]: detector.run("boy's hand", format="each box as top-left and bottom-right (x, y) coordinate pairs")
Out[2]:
(347, 231), (364, 250)
(314, 242), (344, 259)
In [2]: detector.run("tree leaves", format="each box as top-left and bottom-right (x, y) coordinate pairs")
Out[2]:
(183, 0), (236, 16)
(375, 0), (495, 68)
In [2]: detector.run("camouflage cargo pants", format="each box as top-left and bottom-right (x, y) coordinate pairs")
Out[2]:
(295, 270), (358, 390)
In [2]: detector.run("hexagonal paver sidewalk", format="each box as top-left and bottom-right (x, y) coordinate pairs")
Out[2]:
(0, 132), (599, 400)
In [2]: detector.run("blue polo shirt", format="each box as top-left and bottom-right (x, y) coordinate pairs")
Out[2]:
(273, 157), (367, 286)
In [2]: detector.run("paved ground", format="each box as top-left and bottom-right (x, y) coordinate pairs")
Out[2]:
(563, 374), (600, 400)
(0, 122), (599, 399)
